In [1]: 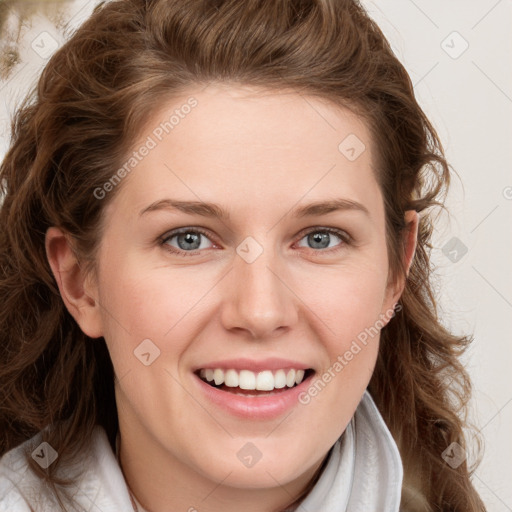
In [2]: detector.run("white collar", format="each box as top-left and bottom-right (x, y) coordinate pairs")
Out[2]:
(0, 391), (402, 511)
(298, 390), (403, 511)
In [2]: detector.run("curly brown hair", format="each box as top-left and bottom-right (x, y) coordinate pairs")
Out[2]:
(0, 0), (485, 510)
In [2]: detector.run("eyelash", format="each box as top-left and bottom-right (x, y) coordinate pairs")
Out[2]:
(159, 226), (352, 257)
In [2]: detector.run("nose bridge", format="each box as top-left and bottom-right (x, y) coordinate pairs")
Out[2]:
(221, 235), (298, 337)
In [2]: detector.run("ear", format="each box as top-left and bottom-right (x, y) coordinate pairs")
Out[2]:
(45, 227), (104, 339)
(382, 210), (419, 313)
(401, 209), (419, 280)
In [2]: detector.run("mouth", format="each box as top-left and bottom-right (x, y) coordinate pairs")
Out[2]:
(192, 358), (317, 419)
(195, 367), (316, 397)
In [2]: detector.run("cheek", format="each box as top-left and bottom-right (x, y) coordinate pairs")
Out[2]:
(302, 261), (389, 341)
(94, 259), (157, 350)
(96, 257), (212, 365)
(297, 262), (387, 403)
(296, 268), (386, 438)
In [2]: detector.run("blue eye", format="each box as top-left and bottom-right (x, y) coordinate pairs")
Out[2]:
(296, 228), (350, 252)
(161, 228), (214, 255)
(160, 227), (351, 257)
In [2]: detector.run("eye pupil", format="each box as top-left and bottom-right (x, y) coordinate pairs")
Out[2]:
(309, 232), (330, 249)
(178, 232), (201, 250)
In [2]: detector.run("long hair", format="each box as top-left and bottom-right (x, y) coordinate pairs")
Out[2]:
(0, 0), (485, 510)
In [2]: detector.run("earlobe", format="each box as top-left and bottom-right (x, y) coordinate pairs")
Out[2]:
(45, 227), (103, 338)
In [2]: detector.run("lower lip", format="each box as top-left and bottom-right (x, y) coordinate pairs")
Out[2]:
(193, 373), (314, 420)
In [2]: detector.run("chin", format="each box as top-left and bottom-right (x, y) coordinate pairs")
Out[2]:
(191, 441), (322, 491)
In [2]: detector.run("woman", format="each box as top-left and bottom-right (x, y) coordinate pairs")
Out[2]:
(0, 0), (486, 510)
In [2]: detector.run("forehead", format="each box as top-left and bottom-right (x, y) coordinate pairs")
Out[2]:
(154, 84), (373, 162)
(105, 84), (382, 223)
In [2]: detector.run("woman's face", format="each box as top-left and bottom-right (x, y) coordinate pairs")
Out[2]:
(56, 84), (413, 505)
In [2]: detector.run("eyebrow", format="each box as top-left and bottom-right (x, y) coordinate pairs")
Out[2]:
(139, 197), (370, 219)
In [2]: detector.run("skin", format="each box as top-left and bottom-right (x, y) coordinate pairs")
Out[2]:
(45, 84), (418, 512)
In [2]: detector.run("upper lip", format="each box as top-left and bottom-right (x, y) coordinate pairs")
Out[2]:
(193, 358), (313, 373)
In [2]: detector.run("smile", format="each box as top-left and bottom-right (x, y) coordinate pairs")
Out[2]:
(193, 359), (316, 419)
(198, 368), (310, 391)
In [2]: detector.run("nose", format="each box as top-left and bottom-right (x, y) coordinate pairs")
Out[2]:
(220, 243), (299, 340)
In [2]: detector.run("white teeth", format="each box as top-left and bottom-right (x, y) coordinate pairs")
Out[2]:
(199, 367), (308, 391)
(224, 369), (239, 387)
(239, 370), (256, 390)
(274, 369), (287, 389)
(256, 370), (274, 391)
(213, 368), (224, 385)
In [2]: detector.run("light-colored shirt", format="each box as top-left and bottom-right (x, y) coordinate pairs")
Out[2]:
(0, 391), (403, 511)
